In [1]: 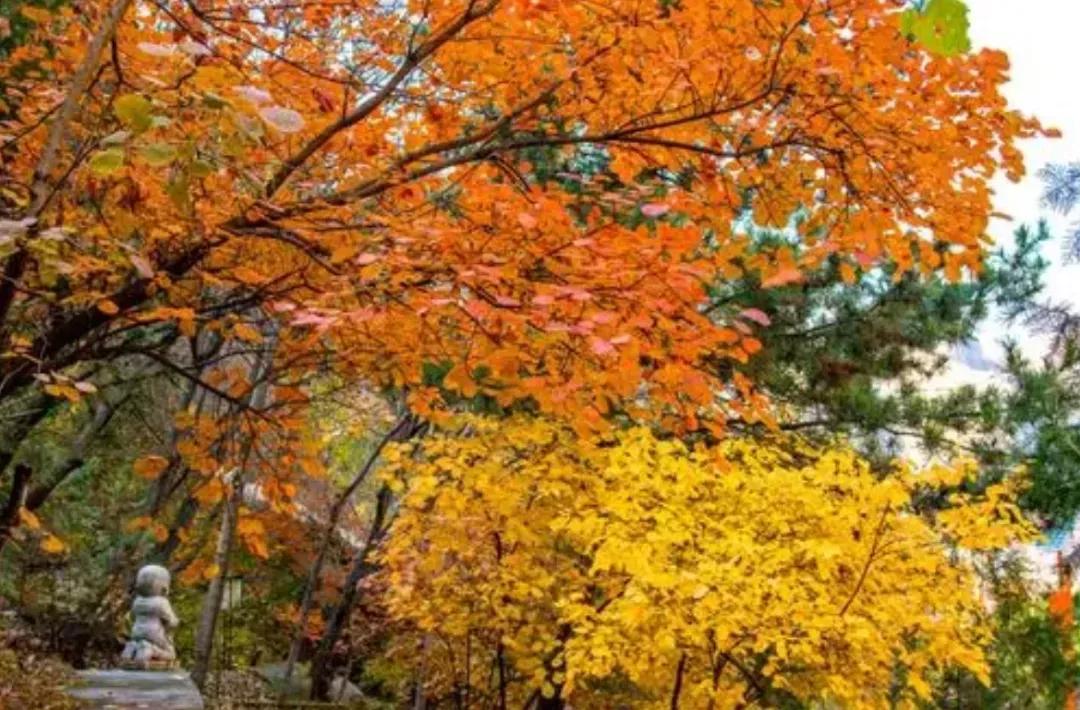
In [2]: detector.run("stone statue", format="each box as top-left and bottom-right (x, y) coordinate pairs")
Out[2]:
(121, 565), (179, 669)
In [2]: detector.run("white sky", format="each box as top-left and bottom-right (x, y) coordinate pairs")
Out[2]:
(922, 0), (1080, 392)
(967, 0), (1080, 349)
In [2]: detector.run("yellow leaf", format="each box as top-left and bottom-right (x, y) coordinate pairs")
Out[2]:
(18, 507), (42, 530)
(44, 383), (81, 403)
(237, 518), (264, 538)
(97, 299), (120, 315)
(40, 535), (67, 554)
(21, 6), (53, 24)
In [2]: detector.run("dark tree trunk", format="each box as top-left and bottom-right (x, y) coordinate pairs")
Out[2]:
(24, 393), (126, 512)
(0, 463), (33, 551)
(309, 483), (394, 700)
(282, 413), (414, 688)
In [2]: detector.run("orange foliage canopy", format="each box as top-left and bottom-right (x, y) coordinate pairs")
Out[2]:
(0, 0), (1047, 433)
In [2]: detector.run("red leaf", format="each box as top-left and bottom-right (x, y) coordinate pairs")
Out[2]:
(590, 337), (615, 356)
(738, 308), (771, 326)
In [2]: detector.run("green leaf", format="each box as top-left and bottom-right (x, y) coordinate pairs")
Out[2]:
(202, 93), (229, 109)
(88, 148), (125, 175)
(166, 172), (191, 211)
(191, 159), (214, 178)
(113, 94), (154, 131)
(900, 0), (972, 56)
(138, 143), (177, 167)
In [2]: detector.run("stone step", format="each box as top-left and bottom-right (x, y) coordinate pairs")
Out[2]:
(68, 669), (204, 709)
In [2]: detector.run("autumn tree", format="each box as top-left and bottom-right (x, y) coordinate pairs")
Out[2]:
(0, 0), (1047, 577)
(0, 0), (1050, 697)
(376, 416), (1036, 708)
(0, 0), (1046, 430)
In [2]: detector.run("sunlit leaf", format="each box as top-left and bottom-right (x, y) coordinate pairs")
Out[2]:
(900, 0), (972, 56)
(88, 148), (125, 175)
(40, 535), (66, 554)
(138, 143), (177, 167)
(114, 94), (154, 132)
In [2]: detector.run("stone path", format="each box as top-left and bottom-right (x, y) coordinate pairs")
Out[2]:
(68, 669), (204, 709)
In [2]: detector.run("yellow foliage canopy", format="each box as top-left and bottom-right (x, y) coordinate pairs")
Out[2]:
(379, 417), (1036, 708)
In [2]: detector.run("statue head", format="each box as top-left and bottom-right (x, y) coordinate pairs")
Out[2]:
(134, 564), (171, 597)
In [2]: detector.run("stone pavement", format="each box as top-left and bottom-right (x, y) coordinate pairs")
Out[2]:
(67, 669), (204, 709)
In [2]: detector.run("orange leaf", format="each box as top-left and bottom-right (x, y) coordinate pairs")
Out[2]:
(133, 455), (170, 480)
(233, 323), (263, 342)
(147, 523), (168, 542)
(233, 266), (263, 285)
(761, 267), (804, 289)
(194, 478), (225, 505)
(125, 515), (153, 533)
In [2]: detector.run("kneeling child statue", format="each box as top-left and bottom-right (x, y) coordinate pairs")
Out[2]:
(121, 564), (179, 669)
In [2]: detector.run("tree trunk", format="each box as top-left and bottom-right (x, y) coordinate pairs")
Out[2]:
(190, 481), (238, 689)
(537, 696), (566, 710)
(0, 391), (54, 487)
(282, 413), (413, 689)
(412, 634), (431, 710)
(149, 331), (223, 515)
(24, 393), (126, 512)
(309, 483), (395, 700)
(190, 332), (276, 689)
(0, 0), (134, 333)
(0, 464), (33, 551)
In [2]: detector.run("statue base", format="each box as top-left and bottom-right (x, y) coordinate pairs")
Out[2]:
(118, 657), (180, 671)
(67, 669), (204, 709)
